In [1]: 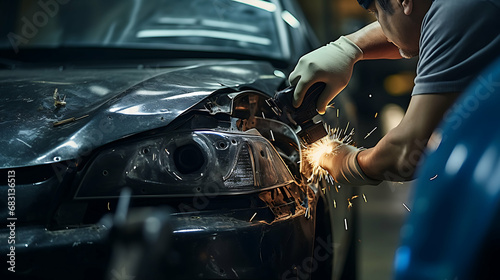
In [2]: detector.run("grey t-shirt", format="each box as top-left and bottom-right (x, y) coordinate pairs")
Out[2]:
(412, 0), (500, 95)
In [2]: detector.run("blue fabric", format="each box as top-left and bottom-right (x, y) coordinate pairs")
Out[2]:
(413, 0), (500, 95)
(394, 57), (500, 279)
(356, 0), (373, 9)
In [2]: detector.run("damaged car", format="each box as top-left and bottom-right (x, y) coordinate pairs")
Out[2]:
(0, 0), (358, 279)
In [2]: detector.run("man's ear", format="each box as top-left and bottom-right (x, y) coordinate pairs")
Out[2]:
(401, 0), (413, 15)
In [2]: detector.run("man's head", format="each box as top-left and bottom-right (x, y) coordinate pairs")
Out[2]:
(357, 0), (396, 14)
(357, 0), (373, 9)
(357, 0), (432, 58)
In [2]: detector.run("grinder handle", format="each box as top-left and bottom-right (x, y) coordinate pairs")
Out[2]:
(292, 82), (326, 125)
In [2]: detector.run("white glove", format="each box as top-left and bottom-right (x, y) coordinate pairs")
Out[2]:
(320, 143), (381, 186)
(289, 36), (363, 114)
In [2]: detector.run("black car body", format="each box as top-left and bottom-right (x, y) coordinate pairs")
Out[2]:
(0, 1), (357, 279)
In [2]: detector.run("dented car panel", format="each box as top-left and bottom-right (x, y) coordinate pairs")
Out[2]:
(0, 61), (283, 168)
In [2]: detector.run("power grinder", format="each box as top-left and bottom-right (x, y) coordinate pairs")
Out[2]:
(266, 82), (327, 145)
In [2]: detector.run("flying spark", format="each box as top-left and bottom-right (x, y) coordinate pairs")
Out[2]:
(301, 123), (360, 188)
(364, 127), (377, 139)
(301, 124), (358, 184)
(374, 112), (378, 118)
(344, 218), (348, 230)
(363, 194), (367, 202)
(402, 203), (411, 212)
(347, 195), (359, 209)
(430, 174), (438, 180)
(302, 135), (340, 183)
(249, 212), (257, 222)
(270, 130), (275, 141)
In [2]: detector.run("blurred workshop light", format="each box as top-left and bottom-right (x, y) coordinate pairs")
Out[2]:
(137, 30), (271, 45)
(384, 71), (415, 96)
(380, 103), (405, 135)
(445, 144), (468, 176)
(281, 10), (300, 28)
(232, 0), (276, 12)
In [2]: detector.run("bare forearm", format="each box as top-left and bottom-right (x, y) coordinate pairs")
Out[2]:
(357, 133), (423, 182)
(345, 21), (402, 60)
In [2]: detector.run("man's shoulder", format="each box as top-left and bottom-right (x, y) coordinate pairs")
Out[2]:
(425, 0), (499, 31)
(431, 0), (500, 11)
(414, 0), (500, 96)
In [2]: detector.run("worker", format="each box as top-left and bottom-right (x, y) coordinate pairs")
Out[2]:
(289, 0), (500, 185)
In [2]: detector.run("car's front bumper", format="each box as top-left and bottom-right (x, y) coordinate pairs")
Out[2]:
(1, 189), (319, 280)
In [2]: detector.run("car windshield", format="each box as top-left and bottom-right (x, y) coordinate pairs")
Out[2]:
(0, 0), (285, 60)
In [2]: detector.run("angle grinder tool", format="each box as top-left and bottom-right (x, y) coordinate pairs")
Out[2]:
(266, 82), (327, 145)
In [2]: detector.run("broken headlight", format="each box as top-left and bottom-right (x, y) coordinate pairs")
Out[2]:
(75, 130), (295, 198)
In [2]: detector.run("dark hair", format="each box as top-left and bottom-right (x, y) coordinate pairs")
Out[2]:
(377, 0), (394, 14)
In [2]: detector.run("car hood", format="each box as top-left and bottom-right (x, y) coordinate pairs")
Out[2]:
(0, 60), (284, 168)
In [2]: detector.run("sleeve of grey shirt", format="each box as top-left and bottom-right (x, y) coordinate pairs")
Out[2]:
(412, 0), (500, 95)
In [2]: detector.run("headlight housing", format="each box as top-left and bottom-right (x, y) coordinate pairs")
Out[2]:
(75, 130), (295, 198)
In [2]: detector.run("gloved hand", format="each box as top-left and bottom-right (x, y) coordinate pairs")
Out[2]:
(289, 36), (363, 114)
(320, 142), (381, 186)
